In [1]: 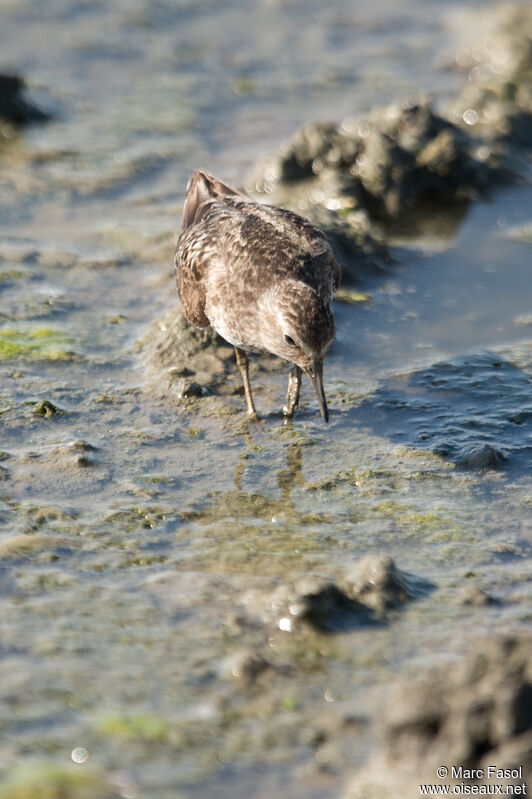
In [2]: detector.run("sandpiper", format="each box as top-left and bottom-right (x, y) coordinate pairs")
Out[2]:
(174, 170), (340, 422)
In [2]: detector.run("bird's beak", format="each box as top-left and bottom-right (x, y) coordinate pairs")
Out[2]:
(304, 360), (329, 423)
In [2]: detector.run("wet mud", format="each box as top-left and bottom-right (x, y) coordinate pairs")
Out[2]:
(0, 2), (531, 798)
(344, 635), (532, 798)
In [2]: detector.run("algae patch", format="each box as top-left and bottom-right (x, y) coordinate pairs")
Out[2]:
(0, 328), (77, 361)
(96, 712), (173, 742)
(334, 289), (372, 305)
(0, 760), (119, 799)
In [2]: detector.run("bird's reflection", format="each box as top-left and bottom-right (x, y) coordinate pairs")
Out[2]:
(184, 437), (325, 526)
(234, 431), (305, 502)
(235, 430), (304, 501)
(276, 442), (305, 501)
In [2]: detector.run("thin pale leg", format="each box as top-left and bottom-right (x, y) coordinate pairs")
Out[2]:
(283, 364), (302, 419)
(235, 346), (259, 420)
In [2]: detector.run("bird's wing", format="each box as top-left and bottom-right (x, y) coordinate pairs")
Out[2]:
(176, 170), (240, 327)
(176, 171), (255, 327)
(175, 171), (341, 326)
(173, 246), (205, 327)
(310, 247), (341, 293)
(250, 202), (342, 291)
(180, 170), (241, 233)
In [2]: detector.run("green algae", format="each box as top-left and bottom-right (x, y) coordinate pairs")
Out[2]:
(370, 500), (464, 537)
(0, 328), (76, 361)
(186, 426), (203, 437)
(33, 400), (61, 417)
(0, 268), (30, 285)
(304, 476), (340, 491)
(334, 289), (372, 304)
(273, 426), (316, 446)
(232, 77), (256, 95)
(281, 694), (298, 711)
(104, 505), (175, 532)
(181, 489), (326, 527)
(188, 528), (326, 577)
(96, 712), (173, 742)
(119, 554), (168, 568)
(0, 761), (119, 799)
(20, 504), (79, 532)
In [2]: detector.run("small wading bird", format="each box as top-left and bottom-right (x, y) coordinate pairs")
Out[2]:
(174, 170), (340, 422)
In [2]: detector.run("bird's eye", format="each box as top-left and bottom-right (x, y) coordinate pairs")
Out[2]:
(284, 334), (296, 347)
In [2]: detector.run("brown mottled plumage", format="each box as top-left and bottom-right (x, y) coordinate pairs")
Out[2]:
(174, 170), (340, 421)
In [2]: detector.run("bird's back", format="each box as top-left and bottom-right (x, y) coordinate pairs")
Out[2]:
(175, 170), (340, 332)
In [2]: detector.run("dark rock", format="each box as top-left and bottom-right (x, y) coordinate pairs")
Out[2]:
(0, 73), (50, 126)
(343, 635), (532, 797)
(253, 7), (532, 240)
(457, 444), (507, 470)
(340, 102), (493, 216)
(255, 121), (360, 190)
(75, 455), (94, 468)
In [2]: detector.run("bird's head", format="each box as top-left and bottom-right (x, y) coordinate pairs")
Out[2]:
(258, 280), (335, 422)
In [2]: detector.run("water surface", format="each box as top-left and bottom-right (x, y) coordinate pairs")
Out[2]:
(0, 1), (531, 797)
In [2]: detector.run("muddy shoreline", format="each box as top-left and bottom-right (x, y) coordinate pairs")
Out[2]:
(0, 3), (531, 798)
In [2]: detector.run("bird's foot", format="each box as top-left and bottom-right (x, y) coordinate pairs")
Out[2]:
(246, 410), (260, 423)
(282, 405), (296, 426)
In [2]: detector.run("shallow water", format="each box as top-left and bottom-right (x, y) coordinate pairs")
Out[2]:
(1, 1), (531, 797)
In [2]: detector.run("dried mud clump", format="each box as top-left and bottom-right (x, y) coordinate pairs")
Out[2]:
(139, 303), (286, 406)
(252, 122), (393, 284)
(344, 553), (419, 614)
(343, 635), (532, 798)
(356, 103), (494, 214)
(252, 5), (532, 270)
(139, 307), (233, 400)
(242, 555), (421, 634)
(255, 102), (495, 222)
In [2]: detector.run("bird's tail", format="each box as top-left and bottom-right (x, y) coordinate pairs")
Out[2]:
(181, 169), (243, 232)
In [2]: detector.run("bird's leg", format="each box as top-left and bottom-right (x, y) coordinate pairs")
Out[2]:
(234, 346), (259, 421)
(283, 364), (302, 420)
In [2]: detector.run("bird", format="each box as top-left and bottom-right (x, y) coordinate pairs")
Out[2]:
(174, 170), (340, 422)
